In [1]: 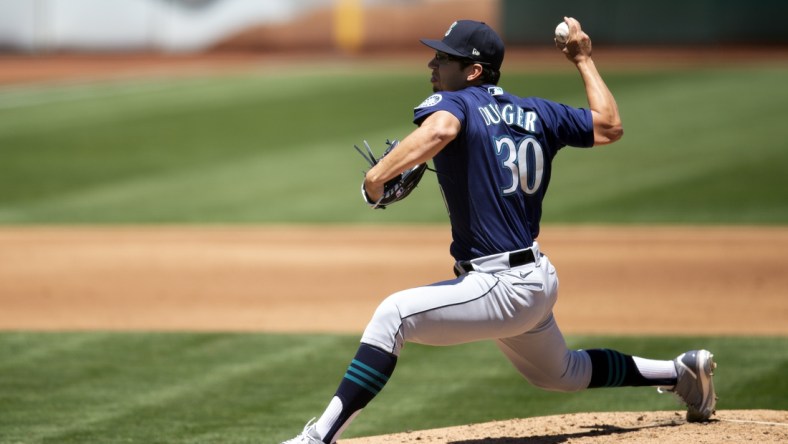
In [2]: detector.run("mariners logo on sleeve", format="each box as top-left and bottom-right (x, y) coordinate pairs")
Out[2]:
(416, 94), (443, 109)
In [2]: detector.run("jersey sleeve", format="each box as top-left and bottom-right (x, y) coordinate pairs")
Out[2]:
(413, 93), (467, 126)
(533, 98), (594, 148)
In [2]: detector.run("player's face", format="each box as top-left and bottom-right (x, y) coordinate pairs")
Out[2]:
(428, 52), (473, 92)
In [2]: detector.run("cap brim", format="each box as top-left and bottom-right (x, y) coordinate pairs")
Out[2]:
(420, 38), (468, 58)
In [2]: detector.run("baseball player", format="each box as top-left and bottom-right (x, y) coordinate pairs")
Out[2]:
(282, 17), (716, 444)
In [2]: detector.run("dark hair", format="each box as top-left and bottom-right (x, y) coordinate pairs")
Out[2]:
(458, 59), (501, 85)
(482, 66), (501, 85)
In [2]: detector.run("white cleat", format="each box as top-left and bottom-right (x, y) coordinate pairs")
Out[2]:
(662, 349), (718, 422)
(280, 418), (323, 444)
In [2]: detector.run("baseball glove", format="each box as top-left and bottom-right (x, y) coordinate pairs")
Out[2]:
(354, 139), (428, 209)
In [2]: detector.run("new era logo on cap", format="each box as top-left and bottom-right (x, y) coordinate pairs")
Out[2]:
(421, 20), (505, 71)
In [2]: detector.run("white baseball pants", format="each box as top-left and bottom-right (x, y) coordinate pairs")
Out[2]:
(360, 243), (592, 392)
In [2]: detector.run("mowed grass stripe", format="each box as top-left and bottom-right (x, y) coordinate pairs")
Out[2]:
(0, 333), (349, 443)
(539, 67), (788, 223)
(0, 123), (415, 223)
(1, 333), (786, 442)
(0, 72), (379, 133)
(0, 71), (423, 219)
(1, 66), (788, 224)
(0, 332), (110, 371)
(0, 139), (352, 222)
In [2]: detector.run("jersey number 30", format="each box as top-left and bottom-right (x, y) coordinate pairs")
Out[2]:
(495, 136), (545, 195)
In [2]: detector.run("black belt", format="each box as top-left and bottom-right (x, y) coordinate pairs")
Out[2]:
(454, 248), (537, 276)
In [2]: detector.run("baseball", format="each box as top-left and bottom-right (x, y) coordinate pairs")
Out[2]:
(554, 22), (569, 44)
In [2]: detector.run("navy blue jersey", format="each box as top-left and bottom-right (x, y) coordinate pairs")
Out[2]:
(413, 85), (594, 261)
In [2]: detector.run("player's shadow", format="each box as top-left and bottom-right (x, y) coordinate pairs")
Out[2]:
(449, 420), (684, 443)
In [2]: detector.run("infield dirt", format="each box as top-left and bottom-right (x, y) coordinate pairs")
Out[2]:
(2, 225), (785, 335)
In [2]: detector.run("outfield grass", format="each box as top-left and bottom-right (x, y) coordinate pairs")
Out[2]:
(0, 333), (785, 443)
(1, 64), (787, 224)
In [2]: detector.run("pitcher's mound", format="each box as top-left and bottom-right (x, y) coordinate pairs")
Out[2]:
(342, 410), (787, 443)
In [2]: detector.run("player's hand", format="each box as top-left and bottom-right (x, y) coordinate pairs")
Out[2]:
(355, 139), (428, 209)
(557, 17), (592, 63)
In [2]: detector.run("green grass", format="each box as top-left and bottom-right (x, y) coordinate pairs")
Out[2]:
(0, 71), (420, 223)
(541, 67), (788, 223)
(1, 64), (787, 224)
(0, 332), (785, 443)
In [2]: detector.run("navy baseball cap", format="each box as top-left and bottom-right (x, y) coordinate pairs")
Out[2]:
(420, 20), (505, 71)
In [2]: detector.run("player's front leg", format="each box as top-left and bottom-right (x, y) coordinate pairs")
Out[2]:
(281, 342), (397, 444)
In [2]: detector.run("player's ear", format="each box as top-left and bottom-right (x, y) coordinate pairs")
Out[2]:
(466, 63), (484, 83)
